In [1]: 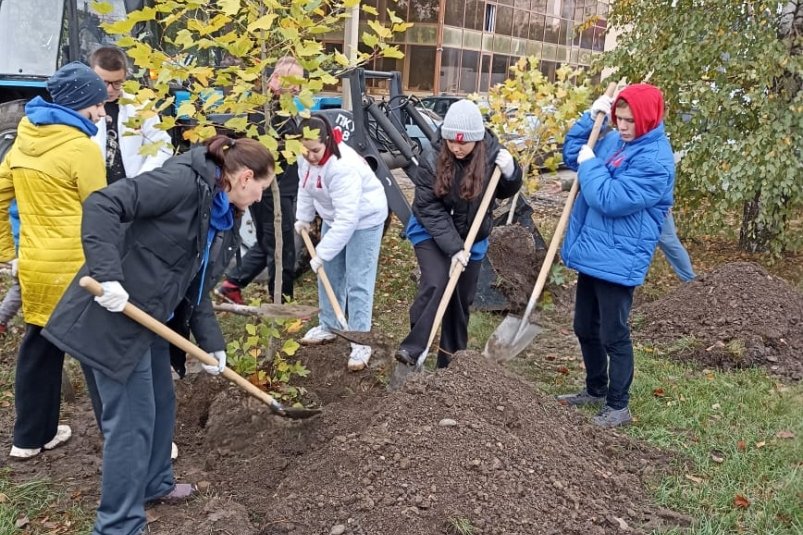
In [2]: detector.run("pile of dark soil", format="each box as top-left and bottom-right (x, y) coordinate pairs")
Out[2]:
(487, 224), (545, 313)
(635, 262), (803, 380)
(160, 344), (685, 535)
(1, 341), (690, 535)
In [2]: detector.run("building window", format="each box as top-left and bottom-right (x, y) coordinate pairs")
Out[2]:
(408, 0), (439, 23)
(484, 3), (496, 32)
(544, 16), (560, 44)
(406, 45), (436, 92)
(440, 47), (461, 94)
(496, 5), (513, 36)
(445, 0), (464, 27)
(479, 54), (492, 92)
(491, 54), (509, 87)
(465, 0), (484, 30)
(529, 13), (545, 41)
(540, 59), (557, 82)
(459, 50), (480, 93)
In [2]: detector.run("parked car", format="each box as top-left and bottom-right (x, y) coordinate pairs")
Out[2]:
(419, 94), (462, 118)
(420, 94), (490, 120)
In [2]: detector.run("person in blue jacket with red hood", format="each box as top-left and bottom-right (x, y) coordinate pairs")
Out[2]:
(557, 83), (675, 428)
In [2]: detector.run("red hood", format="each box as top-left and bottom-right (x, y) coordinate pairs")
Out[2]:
(612, 83), (664, 138)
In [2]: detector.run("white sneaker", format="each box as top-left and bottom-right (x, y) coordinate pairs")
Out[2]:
(9, 424), (72, 459)
(9, 445), (40, 459)
(301, 325), (336, 345)
(347, 343), (371, 371)
(171, 442), (179, 460)
(43, 425), (72, 450)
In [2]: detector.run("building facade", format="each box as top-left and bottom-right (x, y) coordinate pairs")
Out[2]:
(335, 0), (610, 95)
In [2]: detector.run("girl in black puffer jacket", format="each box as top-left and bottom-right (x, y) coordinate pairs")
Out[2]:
(396, 100), (523, 369)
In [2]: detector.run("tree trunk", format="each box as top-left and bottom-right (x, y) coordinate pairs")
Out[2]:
(739, 193), (774, 253)
(271, 179), (283, 304)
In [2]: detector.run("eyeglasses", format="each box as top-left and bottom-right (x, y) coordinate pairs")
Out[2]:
(104, 79), (125, 90)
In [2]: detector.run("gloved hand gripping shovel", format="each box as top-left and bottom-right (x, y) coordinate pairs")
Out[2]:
(80, 277), (321, 420)
(300, 229), (350, 332)
(388, 167), (503, 390)
(483, 81), (618, 362)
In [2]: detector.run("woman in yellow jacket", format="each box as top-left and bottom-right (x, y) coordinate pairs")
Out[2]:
(0, 62), (107, 459)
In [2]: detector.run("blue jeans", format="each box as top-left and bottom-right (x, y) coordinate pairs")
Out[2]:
(92, 340), (175, 535)
(573, 273), (635, 410)
(318, 222), (383, 332)
(658, 212), (695, 282)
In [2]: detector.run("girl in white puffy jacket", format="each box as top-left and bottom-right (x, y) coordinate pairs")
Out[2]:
(294, 115), (388, 371)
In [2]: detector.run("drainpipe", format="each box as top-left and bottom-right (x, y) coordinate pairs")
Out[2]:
(432, 0), (447, 94)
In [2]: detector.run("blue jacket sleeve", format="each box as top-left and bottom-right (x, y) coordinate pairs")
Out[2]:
(563, 112), (604, 171)
(578, 155), (671, 218)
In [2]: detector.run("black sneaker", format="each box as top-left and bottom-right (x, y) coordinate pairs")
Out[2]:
(556, 388), (606, 406)
(394, 348), (416, 366)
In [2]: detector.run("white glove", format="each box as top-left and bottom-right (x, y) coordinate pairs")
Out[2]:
(450, 250), (469, 275)
(577, 145), (596, 164)
(202, 350), (226, 375)
(9, 258), (17, 277)
(94, 281), (129, 312)
(310, 255), (324, 274)
(294, 220), (311, 235)
(590, 95), (613, 118)
(495, 149), (515, 178)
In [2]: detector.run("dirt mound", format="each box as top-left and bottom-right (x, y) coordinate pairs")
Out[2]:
(487, 224), (545, 312)
(163, 343), (685, 535)
(635, 262), (803, 380)
(1, 341), (688, 534)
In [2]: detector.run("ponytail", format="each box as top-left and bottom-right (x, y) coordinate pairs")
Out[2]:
(203, 135), (275, 189)
(298, 114), (341, 160)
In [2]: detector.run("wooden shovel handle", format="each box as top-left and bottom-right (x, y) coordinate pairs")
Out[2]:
(422, 167), (503, 357)
(517, 81), (619, 327)
(299, 229), (348, 330)
(79, 276), (283, 408)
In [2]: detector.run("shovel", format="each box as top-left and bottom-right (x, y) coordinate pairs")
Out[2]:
(80, 277), (321, 420)
(388, 167), (503, 390)
(299, 229), (350, 331)
(483, 82), (618, 362)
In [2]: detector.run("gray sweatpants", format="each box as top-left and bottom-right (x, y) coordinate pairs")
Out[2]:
(0, 280), (22, 324)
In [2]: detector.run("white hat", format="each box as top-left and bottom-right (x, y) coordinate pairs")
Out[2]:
(441, 99), (485, 142)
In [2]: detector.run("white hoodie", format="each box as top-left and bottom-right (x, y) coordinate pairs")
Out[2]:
(296, 143), (388, 261)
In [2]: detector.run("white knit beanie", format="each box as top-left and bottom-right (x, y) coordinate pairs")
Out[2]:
(440, 99), (485, 142)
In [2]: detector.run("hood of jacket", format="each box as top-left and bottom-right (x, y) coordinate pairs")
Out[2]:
(13, 116), (93, 161)
(612, 83), (665, 139)
(25, 96), (98, 138)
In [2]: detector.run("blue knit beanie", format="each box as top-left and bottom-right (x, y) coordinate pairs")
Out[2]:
(47, 61), (108, 111)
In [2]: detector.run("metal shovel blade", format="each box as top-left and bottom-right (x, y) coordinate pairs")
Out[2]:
(270, 401), (322, 420)
(387, 361), (414, 391)
(483, 314), (541, 362)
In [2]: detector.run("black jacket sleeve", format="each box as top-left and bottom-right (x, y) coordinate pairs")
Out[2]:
(494, 159), (524, 200)
(411, 166), (465, 256)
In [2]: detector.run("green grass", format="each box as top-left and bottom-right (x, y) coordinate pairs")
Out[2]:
(512, 342), (803, 535)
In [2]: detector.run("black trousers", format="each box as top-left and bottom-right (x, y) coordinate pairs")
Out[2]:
(227, 193), (296, 301)
(13, 324), (65, 448)
(400, 240), (482, 368)
(573, 273), (636, 410)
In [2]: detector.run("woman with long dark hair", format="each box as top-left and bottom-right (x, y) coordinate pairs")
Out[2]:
(294, 114), (388, 371)
(395, 100), (523, 368)
(43, 135), (274, 535)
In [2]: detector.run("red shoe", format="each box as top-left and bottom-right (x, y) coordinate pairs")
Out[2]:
(214, 281), (243, 305)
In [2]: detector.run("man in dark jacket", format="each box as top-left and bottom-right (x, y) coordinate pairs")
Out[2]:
(216, 56), (303, 304)
(557, 83), (675, 428)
